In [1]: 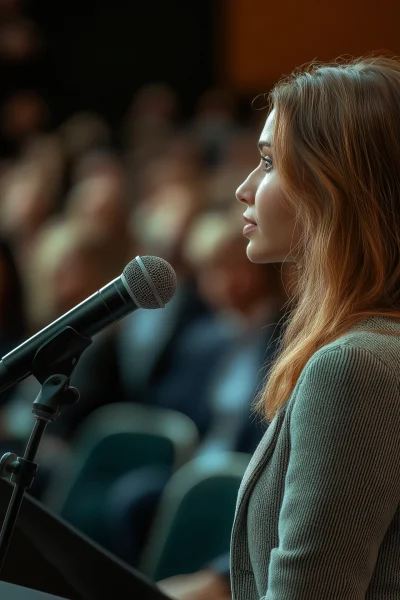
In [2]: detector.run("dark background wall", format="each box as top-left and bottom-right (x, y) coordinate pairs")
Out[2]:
(22, 0), (217, 127)
(6, 0), (400, 135)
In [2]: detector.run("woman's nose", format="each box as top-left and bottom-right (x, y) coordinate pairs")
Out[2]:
(235, 174), (255, 206)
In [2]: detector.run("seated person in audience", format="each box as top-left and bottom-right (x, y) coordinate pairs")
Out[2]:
(156, 261), (297, 600)
(116, 194), (224, 436)
(0, 219), (128, 469)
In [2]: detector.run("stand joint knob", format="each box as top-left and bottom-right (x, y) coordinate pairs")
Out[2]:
(0, 453), (37, 488)
(0, 453), (19, 478)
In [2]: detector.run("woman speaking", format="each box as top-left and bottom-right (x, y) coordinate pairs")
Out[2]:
(231, 55), (400, 599)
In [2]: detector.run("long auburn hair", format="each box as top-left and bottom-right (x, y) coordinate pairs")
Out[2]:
(255, 55), (400, 422)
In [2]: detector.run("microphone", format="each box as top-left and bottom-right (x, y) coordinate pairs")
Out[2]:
(0, 255), (177, 394)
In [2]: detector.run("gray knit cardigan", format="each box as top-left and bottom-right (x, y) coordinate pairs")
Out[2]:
(230, 316), (400, 599)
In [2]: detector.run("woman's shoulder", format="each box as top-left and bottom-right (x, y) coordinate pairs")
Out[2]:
(282, 317), (400, 447)
(321, 315), (400, 366)
(299, 316), (400, 393)
(274, 316), (400, 420)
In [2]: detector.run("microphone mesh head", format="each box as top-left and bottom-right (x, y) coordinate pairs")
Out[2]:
(122, 256), (177, 309)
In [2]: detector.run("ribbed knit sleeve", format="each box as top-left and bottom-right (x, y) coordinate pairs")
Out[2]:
(265, 346), (400, 599)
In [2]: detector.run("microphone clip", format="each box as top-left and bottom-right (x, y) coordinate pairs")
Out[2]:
(32, 325), (93, 389)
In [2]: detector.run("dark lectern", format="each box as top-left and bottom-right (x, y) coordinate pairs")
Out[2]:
(0, 581), (69, 599)
(0, 478), (170, 600)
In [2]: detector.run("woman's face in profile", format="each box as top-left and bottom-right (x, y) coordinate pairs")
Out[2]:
(236, 109), (300, 264)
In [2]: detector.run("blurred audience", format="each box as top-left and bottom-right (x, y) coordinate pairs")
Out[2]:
(21, 133), (66, 206)
(28, 218), (127, 324)
(188, 88), (238, 167)
(0, 219), (129, 461)
(103, 214), (290, 585)
(0, 159), (56, 262)
(63, 153), (136, 264)
(57, 112), (112, 165)
(122, 83), (178, 165)
(0, 25), (294, 597)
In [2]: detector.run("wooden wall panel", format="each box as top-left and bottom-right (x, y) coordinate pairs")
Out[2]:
(220, 0), (400, 92)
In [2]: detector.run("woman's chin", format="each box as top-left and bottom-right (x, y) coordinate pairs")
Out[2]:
(245, 242), (267, 264)
(245, 242), (283, 264)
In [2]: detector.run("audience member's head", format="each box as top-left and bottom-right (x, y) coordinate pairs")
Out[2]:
(122, 83), (178, 165)
(131, 181), (203, 275)
(0, 158), (57, 248)
(20, 133), (66, 205)
(183, 210), (288, 322)
(195, 88), (237, 122)
(57, 111), (111, 163)
(0, 18), (44, 61)
(126, 83), (177, 131)
(63, 164), (136, 263)
(133, 152), (202, 203)
(190, 87), (238, 166)
(0, 90), (49, 144)
(25, 219), (127, 331)
(71, 149), (125, 187)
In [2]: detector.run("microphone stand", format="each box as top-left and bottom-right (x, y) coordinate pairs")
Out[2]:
(0, 326), (93, 573)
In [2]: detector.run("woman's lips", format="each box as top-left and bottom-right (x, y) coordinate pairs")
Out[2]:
(243, 223), (257, 235)
(243, 215), (257, 235)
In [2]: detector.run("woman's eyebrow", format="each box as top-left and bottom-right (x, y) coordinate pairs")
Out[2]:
(257, 140), (273, 151)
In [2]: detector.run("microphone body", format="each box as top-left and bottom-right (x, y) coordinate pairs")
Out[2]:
(0, 256), (177, 393)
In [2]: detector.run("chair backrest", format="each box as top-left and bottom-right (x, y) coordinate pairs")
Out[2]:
(43, 403), (199, 546)
(139, 451), (251, 581)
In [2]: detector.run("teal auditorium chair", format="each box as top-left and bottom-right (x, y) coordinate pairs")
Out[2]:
(139, 451), (251, 581)
(43, 403), (199, 547)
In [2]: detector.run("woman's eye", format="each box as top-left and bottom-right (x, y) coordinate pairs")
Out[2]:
(261, 156), (273, 172)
